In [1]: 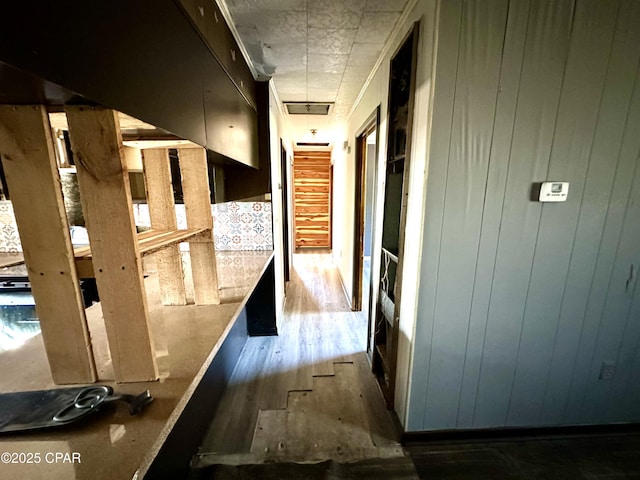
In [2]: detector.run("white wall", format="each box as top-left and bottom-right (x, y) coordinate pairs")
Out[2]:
(268, 80), (294, 327)
(410, 0), (640, 431)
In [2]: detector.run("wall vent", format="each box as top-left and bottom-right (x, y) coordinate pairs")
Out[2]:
(296, 142), (330, 147)
(284, 102), (334, 115)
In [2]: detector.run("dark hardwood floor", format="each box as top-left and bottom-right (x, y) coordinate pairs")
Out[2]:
(407, 432), (640, 479)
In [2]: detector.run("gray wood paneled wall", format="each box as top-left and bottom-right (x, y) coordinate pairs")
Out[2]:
(409, 0), (640, 431)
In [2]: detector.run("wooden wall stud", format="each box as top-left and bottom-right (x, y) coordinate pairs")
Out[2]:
(66, 106), (158, 382)
(0, 105), (97, 384)
(178, 148), (220, 305)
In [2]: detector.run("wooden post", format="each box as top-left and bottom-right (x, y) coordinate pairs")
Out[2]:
(178, 148), (220, 304)
(65, 106), (158, 382)
(142, 148), (187, 305)
(0, 105), (96, 384)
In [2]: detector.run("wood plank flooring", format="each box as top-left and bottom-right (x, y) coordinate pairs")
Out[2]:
(194, 252), (409, 470)
(407, 433), (640, 479)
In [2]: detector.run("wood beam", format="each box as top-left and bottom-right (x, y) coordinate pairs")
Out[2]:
(0, 105), (96, 384)
(142, 148), (187, 305)
(178, 148), (220, 305)
(65, 106), (158, 382)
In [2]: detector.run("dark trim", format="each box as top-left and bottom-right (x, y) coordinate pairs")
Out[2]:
(351, 108), (380, 313)
(143, 308), (249, 480)
(389, 407), (405, 443)
(280, 140), (291, 284)
(142, 254), (276, 479)
(402, 423), (640, 445)
(246, 258), (278, 336)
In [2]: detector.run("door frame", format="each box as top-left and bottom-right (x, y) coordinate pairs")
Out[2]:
(352, 107), (380, 320)
(280, 139), (291, 284)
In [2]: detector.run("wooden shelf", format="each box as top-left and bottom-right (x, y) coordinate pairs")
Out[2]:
(74, 228), (209, 277)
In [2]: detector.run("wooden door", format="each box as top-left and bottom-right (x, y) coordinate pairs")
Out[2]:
(293, 151), (331, 248)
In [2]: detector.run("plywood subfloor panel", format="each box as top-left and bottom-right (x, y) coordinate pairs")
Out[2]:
(196, 252), (403, 468)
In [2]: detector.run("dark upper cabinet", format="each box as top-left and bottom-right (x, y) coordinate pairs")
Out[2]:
(0, 0), (260, 171)
(179, 0), (257, 110)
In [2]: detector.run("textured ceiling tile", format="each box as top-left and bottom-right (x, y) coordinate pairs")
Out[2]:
(341, 65), (369, 83)
(263, 43), (307, 74)
(256, 11), (307, 43)
(364, 0), (409, 12)
(311, 0), (367, 14)
(222, 0), (400, 132)
(307, 54), (349, 74)
(354, 12), (400, 43)
(349, 42), (383, 57)
(333, 105), (352, 118)
(347, 43), (382, 68)
(308, 0), (367, 29)
(338, 81), (364, 96)
(307, 72), (343, 90)
(274, 70), (308, 82)
(308, 28), (358, 55)
(250, 0), (308, 11)
(306, 88), (338, 101)
(227, 0), (307, 18)
(226, 0), (253, 16)
(279, 91), (308, 102)
(274, 78), (308, 91)
(308, 10), (362, 29)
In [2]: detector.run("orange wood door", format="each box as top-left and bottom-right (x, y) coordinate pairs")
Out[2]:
(293, 151), (332, 248)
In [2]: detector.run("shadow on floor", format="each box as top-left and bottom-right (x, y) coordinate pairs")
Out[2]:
(407, 432), (640, 479)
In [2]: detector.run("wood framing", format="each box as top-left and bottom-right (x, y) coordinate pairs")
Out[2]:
(73, 228), (208, 278)
(178, 147), (220, 305)
(65, 106), (158, 382)
(0, 105), (97, 384)
(142, 148), (187, 305)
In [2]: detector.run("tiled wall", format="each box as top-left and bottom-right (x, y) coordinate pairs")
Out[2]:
(211, 201), (273, 251)
(0, 200), (273, 253)
(134, 201), (273, 251)
(0, 201), (21, 253)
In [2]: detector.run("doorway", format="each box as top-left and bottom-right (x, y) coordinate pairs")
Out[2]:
(352, 109), (380, 344)
(371, 23), (419, 408)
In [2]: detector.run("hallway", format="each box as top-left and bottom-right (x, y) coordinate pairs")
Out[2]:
(192, 251), (418, 477)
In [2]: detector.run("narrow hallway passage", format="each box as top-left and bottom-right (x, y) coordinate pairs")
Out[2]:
(192, 251), (418, 477)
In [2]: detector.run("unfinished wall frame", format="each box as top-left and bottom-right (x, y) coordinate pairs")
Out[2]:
(178, 147), (220, 305)
(142, 148), (188, 306)
(0, 105), (97, 384)
(66, 106), (159, 383)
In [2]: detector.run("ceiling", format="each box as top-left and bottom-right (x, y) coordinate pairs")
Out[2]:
(220, 0), (410, 145)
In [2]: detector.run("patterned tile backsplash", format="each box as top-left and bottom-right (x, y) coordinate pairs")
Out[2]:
(0, 201), (22, 253)
(133, 201), (273, 251)
(0, 200), (273, 253)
